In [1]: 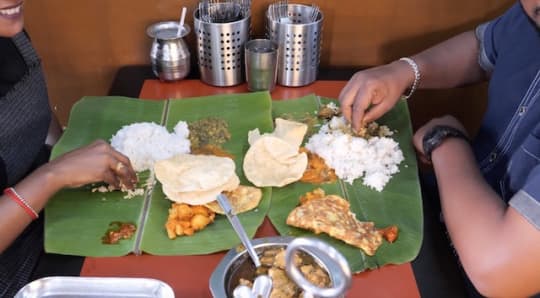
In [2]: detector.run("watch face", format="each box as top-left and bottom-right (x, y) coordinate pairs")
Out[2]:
(432, 128), (450, 144)
(427, 131), (443, 147)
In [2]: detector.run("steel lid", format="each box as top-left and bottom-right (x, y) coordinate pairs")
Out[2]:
(147, 21), (191, 40)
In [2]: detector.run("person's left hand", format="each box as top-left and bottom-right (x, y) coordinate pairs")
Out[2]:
(413, 115), (468, 163)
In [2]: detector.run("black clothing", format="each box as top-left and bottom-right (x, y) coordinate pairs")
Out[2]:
(0, 31), (52, 297)
(0, 31), (51, 188)
(0, 35), (27, 97)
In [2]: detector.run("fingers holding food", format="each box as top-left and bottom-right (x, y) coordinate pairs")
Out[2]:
(102, 169), (120, 190)
(350, 86), (372, 132)
(340, 71), (385, 132)
(340, 63), (415, 132)
(109, 159), (137, 190)
(106, 146), (137, 190)
(46, 139), (139, 191)
(338, 77), (357, 124)
(115, 161), (124, 172)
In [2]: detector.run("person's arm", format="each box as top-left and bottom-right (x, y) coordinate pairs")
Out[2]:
(0, 140), (138, 253)
(409, 31), (486, 89)
(339, 30), (487, 131)
(414, 116), (540, 297)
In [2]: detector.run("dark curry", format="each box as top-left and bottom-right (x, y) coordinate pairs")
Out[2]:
(188, 117), (231, 149)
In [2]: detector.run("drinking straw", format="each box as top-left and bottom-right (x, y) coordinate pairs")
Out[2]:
(177, 7), (187, 36)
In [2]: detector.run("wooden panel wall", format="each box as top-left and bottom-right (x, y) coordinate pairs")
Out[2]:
(24, 0), (513, 127)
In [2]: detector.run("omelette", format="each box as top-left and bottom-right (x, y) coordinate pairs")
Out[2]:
(205, 185), (262, 215)
(286, 194), (395, 256)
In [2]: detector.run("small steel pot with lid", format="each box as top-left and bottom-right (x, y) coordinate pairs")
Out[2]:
(209, 236), (351, 298)
(147, 21), (191, 81)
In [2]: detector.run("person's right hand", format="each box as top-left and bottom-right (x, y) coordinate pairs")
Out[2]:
(339, 61), (415, 132)
(44, 140), (138, 190)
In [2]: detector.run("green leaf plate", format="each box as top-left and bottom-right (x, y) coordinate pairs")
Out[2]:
(269, 94), (423, 273)
(45, 93), (273, 256)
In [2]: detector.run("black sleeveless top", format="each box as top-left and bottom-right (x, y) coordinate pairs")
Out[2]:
(0, 34), (26, 188)
(0, 31), (51, 188)
(0, 31), (52, 297)
(0, 36), (26, 96)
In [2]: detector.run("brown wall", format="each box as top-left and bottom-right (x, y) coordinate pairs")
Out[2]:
(25, 0), (514, 130)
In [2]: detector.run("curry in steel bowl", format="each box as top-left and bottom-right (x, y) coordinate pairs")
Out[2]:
(210, 236), (350, 298)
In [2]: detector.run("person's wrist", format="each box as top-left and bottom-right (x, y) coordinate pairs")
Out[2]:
(398, 57), (421, 100)
(430, 137), (470, 163)
(31, 163), (66, 193)
(391, 60), (417, 97)
(422, 125), (469, 162)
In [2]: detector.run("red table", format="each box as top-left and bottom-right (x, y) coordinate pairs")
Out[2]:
(80, 80), (421, 298)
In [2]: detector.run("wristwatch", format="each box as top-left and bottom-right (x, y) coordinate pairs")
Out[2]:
(422, 125), (469, 162)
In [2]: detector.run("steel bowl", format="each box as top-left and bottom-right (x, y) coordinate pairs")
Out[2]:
(209, 236), (351, 297)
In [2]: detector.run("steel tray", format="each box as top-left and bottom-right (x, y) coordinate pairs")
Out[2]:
(15, 276), (175, 298)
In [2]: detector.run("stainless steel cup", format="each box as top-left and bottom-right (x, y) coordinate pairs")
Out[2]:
(244, 39), (278, 92)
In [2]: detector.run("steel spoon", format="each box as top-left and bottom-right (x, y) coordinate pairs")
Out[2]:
(216, 193), (261, 268)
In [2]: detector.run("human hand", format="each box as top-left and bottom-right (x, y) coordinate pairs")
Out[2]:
(413, 115), (468, 163)
(45, 140), (138, 190)
(339, 61), (415, 132)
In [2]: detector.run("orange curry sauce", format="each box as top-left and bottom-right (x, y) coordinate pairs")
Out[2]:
(299, 148), (338, 184)
(101, 221), (137, 244)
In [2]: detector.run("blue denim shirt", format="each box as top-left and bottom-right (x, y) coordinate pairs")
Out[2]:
(476, 2), (540, 227)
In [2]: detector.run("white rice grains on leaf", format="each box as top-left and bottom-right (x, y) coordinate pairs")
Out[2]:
(110, 121), (191, 172)
(305, 116), (404, 191)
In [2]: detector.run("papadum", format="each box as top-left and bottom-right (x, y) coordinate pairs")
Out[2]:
(244, 136), (307, 187)
(155, 154), (236, 192)
(162, 174), (240, 205)
(248, 118), (307, 149)
(154, 154), (239, 205)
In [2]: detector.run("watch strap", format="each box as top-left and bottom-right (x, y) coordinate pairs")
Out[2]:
(422, 125), (469, 162)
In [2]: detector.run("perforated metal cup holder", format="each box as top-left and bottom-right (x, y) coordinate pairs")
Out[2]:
(194, 7), (251, 86)
(266, 4), (323, 87)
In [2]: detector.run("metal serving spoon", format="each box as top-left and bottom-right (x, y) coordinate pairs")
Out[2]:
(218, 193), (273, 297)
(216, 193), (261, 267)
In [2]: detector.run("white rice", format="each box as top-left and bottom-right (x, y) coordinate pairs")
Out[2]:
(325, 102), (340, 113)
(305, 116), (404, 191)
(110, 121), (190, 172)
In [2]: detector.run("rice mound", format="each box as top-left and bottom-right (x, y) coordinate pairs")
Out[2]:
(110, 121), (190, 172)
(305, 116), (404, 191)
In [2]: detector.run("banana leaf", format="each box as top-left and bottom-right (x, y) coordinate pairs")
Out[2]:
(45, 93), (273, 257)
(269, 94), (423, 273)
(140, 93), (274, 255)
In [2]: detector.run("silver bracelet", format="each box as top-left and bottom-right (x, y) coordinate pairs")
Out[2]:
(399, 57), (421, 100)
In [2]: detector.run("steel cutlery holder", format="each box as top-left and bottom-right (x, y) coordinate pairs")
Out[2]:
(194, 8), (251, 86)
(266, 4), (323, 87)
